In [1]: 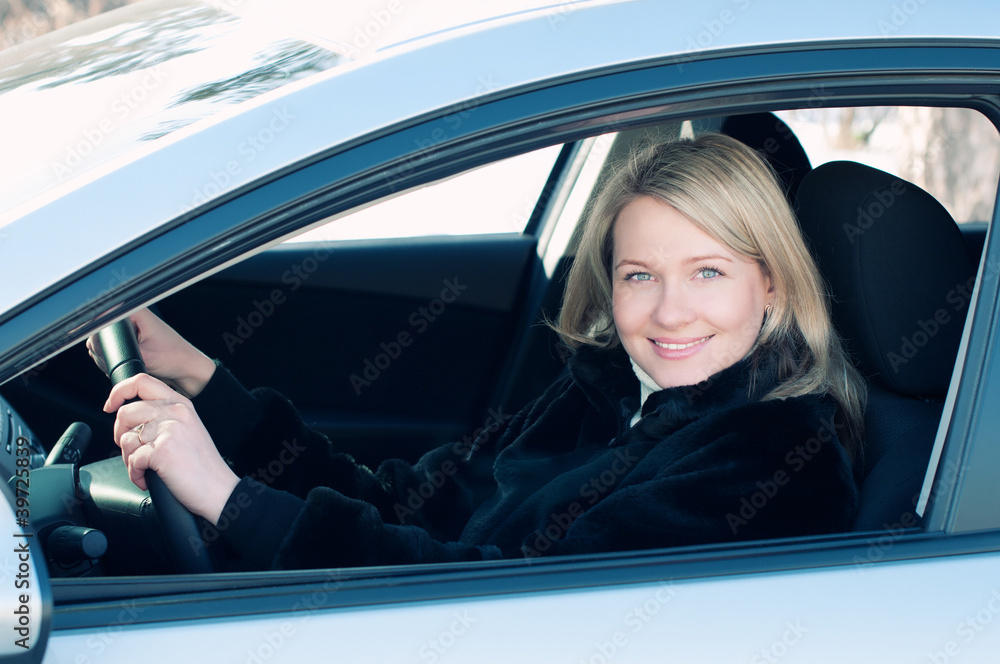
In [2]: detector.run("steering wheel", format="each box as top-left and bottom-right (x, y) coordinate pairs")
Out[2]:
(96, 320), (216, 574)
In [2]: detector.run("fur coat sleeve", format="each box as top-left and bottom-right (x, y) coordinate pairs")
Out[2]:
(193, 364), (512, 568)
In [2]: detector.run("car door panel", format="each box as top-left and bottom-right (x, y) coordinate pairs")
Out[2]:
(44, 550), (1000, 663)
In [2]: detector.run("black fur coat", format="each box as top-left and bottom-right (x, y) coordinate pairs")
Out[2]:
(194, 346), (859, 570)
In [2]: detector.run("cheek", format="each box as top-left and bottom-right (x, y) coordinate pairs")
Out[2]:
(709, 286), (764, 341)
(612, 288), (646, 334)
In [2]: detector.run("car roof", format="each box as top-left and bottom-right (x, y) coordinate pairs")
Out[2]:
(0, 0), (997, 318)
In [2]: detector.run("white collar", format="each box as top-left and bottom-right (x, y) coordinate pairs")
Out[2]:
(629, 357), (662, 426)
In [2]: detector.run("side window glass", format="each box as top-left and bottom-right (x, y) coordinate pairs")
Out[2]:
(285, 145), (563, 243)
(776, 107), (1000, 224)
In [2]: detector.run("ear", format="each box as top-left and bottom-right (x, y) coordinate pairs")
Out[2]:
(759, 261), (776, 297)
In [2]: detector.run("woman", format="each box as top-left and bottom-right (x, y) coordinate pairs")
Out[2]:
(92, 133), (865, 570)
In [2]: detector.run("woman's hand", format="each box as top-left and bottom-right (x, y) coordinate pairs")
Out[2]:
(87, 309), (216, 398)
(105, 373), (239, 526)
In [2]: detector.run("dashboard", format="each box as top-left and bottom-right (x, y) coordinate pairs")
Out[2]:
(1, 396), (44, 478)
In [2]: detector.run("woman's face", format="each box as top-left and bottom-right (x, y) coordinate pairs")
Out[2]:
(611, 196), (773, 389)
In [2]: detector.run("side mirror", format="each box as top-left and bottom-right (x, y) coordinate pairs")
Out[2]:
(0, 478), (51, 662)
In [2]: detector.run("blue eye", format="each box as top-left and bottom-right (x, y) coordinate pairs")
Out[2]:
(625, 271), (653, 282)
(697, 267), (722, 279)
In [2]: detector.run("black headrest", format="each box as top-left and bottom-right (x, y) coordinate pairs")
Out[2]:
(722, 112), (812, 203)
(796, 161), (976, 397)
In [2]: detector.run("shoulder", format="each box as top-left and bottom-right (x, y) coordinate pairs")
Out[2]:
(711, 394), (858, 534)
(729, 393), (840, 442)
(678, 390), (840, 447)
(650, 391), (856, 504)
(702, 394), (850, 486)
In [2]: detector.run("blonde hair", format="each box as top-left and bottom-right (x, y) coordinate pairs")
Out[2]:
(554, 133), (866, 456)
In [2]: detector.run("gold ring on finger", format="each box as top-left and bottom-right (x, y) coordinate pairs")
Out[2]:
(133, 422), (147, 445)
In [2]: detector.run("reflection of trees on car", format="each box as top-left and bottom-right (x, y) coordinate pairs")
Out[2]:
(146, 39), (346, 140)
(0, 3), (213, 87)
(0, 2), (345, 142)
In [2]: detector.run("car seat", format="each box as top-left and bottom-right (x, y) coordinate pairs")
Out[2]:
(795, 161), (977, 532)
(722, 112), (812, 205)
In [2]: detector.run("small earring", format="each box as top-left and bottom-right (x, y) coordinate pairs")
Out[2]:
(764, 304), (773, 317)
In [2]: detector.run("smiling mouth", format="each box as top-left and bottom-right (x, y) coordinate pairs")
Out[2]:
(652, 336), (713, 350)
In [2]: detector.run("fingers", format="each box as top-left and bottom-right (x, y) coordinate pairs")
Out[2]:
(113, 417), (154, 491)
(118, 425), (145, 480)
(125, 440), (153, 491)
(104, 373), (182, 413)
(108, 375), (188, 493)
(112, 405), (162, 449)
(114, 404), (173, 493)
(86, 334), (107, 374)
(128, 308), (157, 344)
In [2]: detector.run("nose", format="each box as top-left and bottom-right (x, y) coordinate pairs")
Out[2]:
(649, 279), (696, 330)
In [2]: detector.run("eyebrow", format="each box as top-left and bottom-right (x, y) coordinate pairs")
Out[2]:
(686, 254), (734, 264)
(614, 254), (735, 270)
(615, 259), (652, 270)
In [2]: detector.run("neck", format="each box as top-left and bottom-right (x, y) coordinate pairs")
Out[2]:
(629, 358), (662, 413)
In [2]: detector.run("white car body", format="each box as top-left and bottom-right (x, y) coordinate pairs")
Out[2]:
(1, 1), (999, 662)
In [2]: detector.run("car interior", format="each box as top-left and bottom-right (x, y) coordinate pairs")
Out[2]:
(1, 104), (995, 579)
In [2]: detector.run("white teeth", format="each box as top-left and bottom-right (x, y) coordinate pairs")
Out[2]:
(653, 336), (710, 350)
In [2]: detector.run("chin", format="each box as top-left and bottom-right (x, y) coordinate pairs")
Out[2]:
(650, 362), (716, 389)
